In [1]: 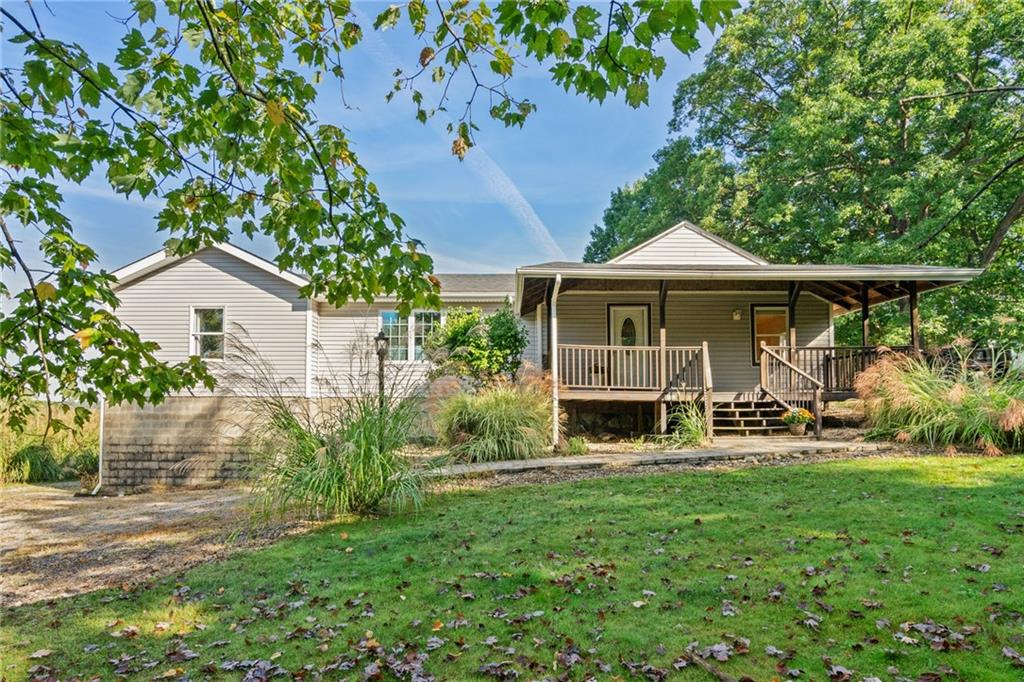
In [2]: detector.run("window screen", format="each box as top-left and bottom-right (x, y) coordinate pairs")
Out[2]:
(193, 307), (225, 359)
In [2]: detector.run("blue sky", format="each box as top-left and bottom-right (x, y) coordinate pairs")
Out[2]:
(4, 1), (717, 275)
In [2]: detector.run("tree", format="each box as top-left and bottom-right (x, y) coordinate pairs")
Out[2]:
(423, 303), (528, 383)
(586, 0), (1024, 346)
(1, 0), (739, 431)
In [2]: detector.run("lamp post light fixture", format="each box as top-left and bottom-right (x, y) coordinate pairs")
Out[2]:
(374, 330), (388, 399)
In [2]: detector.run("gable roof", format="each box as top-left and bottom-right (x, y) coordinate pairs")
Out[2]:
(607, 220), (768, 266)
(112, 243), (515, 301)
(112, 242), (308, 290)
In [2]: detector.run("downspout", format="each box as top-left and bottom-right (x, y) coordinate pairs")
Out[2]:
(550, 274), (562, 448)
(89, 393), (105, 495)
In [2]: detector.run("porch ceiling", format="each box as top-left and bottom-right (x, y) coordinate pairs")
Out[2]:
(516, 262), (982, 316)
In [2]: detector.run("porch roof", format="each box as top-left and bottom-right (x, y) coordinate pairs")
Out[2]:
(515, 261), (982, 315)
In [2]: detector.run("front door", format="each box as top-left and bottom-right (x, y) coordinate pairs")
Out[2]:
(608, 305), (650, 387)
(610, 305), (649, 347)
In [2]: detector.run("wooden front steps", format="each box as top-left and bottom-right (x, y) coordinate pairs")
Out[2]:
(712, 398), (788, 437)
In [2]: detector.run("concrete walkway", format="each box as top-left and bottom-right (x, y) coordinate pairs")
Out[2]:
(433, 436), (889, 477)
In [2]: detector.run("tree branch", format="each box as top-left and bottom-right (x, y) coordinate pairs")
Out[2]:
(917, 152), (1024, 249)
(981, 190), (1024, 265)
(0, 218), (54, 440)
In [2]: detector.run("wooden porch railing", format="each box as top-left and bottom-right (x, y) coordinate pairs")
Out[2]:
(557, 344), (706, 393)
(763, 345), (912, 395)
(760, 343), (823, 438)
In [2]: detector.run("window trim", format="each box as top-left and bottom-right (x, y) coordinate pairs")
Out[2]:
(750, 304), (789, 366)
(189, 305), (226, 362)
(378, 309), (443, 363)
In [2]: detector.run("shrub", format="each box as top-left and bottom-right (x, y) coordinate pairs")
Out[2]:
(0, 444), (65, 484)
(564, 435), (589, 455)
(0, 406), (98, 484)
(663, 401), (709, 448)
(856, 351), (1024, 453)
(424, 303), (528, 383)
(437, 382), (552, 462)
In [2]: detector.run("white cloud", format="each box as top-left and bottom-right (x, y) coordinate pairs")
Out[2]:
(58, 180), (165, 211)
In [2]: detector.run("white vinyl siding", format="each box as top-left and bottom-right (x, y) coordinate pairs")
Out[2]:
(612, 225), (757, 265)
(114, 248), (310, 393)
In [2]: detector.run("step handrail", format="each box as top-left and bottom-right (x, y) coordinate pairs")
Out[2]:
(760, 343), (824, 439)
(760, 345), (824, 388)
(761, 385), (794, 412)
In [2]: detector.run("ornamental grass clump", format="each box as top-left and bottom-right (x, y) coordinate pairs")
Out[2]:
(245, 394), (424, 519)
(663, 401), (709, 448)
(225, 330), (424, 520)
(855, 351), (1024, 454)
(436, 381), (552, 463)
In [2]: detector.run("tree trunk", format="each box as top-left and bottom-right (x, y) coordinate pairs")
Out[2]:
(981, 191), (1024, 265)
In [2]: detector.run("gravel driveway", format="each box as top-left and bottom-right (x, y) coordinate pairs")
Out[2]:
(0, 483), (299, 607)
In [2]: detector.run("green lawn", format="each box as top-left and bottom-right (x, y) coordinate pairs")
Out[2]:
(4, 457), (1024, 680)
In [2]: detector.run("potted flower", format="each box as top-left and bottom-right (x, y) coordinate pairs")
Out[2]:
(780, 408), (814, 435)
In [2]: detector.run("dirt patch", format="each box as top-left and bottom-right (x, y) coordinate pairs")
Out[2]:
(0, 483), (309, 607)
(433, 442), (932, 492)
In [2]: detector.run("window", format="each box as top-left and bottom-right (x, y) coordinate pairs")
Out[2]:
(413, 311), (441, 360)
(192, 307), (225, 360)
(380, 310), (442, 361)
(380, 311), (409, 361)
(751, 306), (788, 364)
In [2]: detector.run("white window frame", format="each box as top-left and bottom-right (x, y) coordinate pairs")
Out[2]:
(378, 309), (443, 363)
(751, 304), (789, 366)
(189, 305), (226, 361)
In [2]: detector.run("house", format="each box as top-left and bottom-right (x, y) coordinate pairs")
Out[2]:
(101, 221), (980, 491)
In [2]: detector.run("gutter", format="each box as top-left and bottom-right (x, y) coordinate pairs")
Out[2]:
(515, 266), (983, 281)
(88, 393), (105, 496)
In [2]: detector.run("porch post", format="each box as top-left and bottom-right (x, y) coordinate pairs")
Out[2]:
(543, 280), (553, 370)
(787, 281), (800, 349)
(550, 274), (562, 448)
(907, 280), (921, 353)
(860, 283), (871, 346)
(657, 280), (668, 434)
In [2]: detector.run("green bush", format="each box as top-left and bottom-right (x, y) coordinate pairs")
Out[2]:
(437, 383), (552, 462)
(424, 302), (528, 383)
(0, 407), (99, 484)
(856, 351), (1024, 454)
(1, 444), (65, 484)
(564, 435), (589, 455)
(663, 401), (709, 448)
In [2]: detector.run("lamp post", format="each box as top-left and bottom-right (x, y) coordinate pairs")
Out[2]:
(374, 330), (388, 402)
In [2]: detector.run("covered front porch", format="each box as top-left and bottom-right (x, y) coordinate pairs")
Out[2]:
(515, 261), (980, 444)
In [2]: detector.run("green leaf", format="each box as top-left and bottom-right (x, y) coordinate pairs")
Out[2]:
(134, 0), (157, 24)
